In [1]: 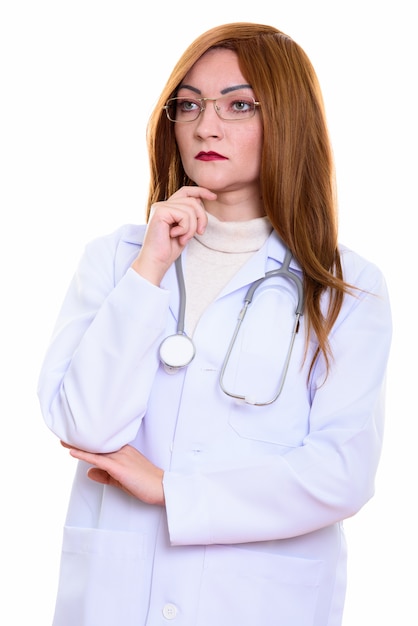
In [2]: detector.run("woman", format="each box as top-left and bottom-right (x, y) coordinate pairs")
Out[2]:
(38, 22), (392, 626)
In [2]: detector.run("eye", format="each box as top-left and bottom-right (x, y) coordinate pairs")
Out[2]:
(230, 98), (253, 113)
(219, 94), (257, 119)
(177, 98), (200, 113)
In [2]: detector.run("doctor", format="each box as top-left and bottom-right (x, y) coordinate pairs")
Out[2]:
(38, 22), (392, 626)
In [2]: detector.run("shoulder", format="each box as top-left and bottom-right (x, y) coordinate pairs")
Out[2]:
(82, 224), (147, 260)
(87, 223), (147, 249)
(338, 243), (387, 293)
(79, 224), (147, 282)
(336, 244), (392, 332)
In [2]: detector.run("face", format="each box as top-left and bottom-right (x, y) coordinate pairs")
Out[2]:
(174, 48), (263, 214)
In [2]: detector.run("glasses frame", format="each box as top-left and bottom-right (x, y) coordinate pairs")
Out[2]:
(163, 94), (261, 123)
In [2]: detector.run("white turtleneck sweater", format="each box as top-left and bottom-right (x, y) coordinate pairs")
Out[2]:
(184, 212), (273, 335)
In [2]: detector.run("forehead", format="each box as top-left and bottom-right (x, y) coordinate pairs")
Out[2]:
(180, 48), (250, 94)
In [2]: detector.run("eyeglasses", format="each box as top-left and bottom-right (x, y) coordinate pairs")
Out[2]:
(163, 93), (260, 123)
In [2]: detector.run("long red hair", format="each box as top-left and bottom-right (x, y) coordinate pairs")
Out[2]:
(146, 22), (353, 376)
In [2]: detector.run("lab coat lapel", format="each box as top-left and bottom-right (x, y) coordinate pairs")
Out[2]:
(216, 231), (299, 299)
(160, 258), (182, 325)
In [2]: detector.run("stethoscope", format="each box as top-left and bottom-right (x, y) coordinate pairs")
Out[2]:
(159, 248), (304, 405)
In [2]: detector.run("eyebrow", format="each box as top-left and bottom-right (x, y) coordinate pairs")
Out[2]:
(177, 83), (253, 95)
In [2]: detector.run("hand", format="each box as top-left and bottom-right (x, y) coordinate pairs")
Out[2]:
(61, 442), (165, 506)
(131, 186), (217, 285)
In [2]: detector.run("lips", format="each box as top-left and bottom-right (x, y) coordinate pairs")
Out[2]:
(195, 151), (228, 161)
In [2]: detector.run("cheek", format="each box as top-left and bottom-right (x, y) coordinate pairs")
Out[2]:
(238, 127), (263, 169)
(238, 123), (263, 153)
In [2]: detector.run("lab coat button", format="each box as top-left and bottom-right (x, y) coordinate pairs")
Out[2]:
(162, 603), (178, 620)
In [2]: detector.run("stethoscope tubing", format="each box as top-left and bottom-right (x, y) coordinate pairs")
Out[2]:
(160, 248), (305, 404)
(219, 249), (304, 405)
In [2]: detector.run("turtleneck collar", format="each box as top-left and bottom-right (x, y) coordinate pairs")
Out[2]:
(194, 212), (273, 254)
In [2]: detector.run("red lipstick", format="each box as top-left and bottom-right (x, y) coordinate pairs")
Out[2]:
(195, 151), (227, 161)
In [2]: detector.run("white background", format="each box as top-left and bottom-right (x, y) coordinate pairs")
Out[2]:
(1, 1), (416, 624)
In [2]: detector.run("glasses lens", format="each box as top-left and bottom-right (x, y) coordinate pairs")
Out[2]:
(164, 95), (258, 122)
(166, 98), (200, 122)
(216, 94), (256, 120)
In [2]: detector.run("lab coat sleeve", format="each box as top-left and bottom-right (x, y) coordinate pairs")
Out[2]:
(163, 259), (392, 544)
(37, 229), (170, 452)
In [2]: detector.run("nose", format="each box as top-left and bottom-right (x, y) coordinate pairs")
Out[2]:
(194, 100), (223, 138)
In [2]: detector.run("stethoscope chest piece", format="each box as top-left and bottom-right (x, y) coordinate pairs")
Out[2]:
(159, 333), (195, 373)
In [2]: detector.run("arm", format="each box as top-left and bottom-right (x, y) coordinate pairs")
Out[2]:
(59, 256), (392, 544)
(37, 232), (171, 451)
(37, 187), (215, 453)
(62, 441), (165, 505)
(163, 261), (392, 544)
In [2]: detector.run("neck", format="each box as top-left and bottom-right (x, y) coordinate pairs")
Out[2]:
(203, 190), (264, 222)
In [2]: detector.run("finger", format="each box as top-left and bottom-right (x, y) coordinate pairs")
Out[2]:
(69, 447), (98, 464)
(172, 185), (217, 202)
(149, 204), (202, 242)
(171, 186), (216, 234)
(87, 467), (113, 485)
(162, 208), (202, 245)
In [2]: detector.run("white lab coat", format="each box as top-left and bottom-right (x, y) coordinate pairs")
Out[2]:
(38, 224), (392, 626)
